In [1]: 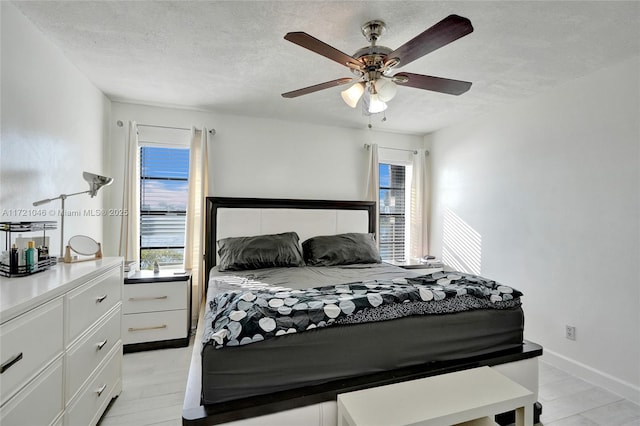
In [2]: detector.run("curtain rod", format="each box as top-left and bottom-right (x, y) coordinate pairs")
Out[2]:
(117, 121), (216, 134)
(363, 143), (418, 155)
(138, 123), (216, 135)
(138, 123), (190, 131)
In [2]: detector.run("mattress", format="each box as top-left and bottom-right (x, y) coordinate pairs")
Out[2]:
(207, 262), (429, 293)
(201, 263), (524, 404)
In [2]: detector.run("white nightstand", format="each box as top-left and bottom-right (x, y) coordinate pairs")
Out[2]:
(123, 270), (191, 352)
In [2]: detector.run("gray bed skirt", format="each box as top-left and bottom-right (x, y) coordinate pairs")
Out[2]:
(201, 305), (524, 404)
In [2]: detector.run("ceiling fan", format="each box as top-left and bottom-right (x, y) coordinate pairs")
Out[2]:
(281, 15), (474, 116)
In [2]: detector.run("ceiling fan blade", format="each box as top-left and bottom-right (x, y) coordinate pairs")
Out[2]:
(281, 77), (354, 98)
(394, 72), (472, 95)
(284, 32), (362, 69)
(387, 15), (473, 68)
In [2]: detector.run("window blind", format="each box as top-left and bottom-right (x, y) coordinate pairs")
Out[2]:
(139, 146), (189, 268)
(378, 163), (406, 261)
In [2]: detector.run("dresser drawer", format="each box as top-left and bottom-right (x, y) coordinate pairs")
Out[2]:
(0, 298), (63, 405)
(122, 309), (188, 344)
(65, 304), (122, 403)
(0, 357), (64, 426)
(123, 280), (188, 314)
(65, 343), (122, 426)
(66, 266), (122, 344)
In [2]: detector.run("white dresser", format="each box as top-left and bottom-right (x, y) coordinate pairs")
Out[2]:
(0, 257), (123, 426)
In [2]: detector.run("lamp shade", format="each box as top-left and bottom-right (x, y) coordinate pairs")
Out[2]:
(374, 78), (397, 102)
(83, 172), (114, 197)
(368, 94), (388, 114)
(341, 83), (365, 108)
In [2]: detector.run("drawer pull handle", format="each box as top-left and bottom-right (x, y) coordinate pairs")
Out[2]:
(1, 352), (23, 374)
(97, 339), (108, 350)
(96, 383), (107, 397)
(96, 294), (108, 303)
(128, 295), (168, 301)
(128, 324), (167, 332)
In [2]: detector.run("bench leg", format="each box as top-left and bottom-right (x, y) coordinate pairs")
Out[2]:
(515, 404), (534, 426)
(495, 402), (542, 425)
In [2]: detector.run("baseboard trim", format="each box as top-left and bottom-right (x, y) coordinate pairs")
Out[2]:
(542, 349), (640, 405)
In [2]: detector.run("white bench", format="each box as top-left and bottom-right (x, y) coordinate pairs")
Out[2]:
(337, 366), (534, 426)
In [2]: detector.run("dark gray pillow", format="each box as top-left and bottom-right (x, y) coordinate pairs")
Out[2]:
(217, 232), (304, 271)
(302, 233), (381, 266)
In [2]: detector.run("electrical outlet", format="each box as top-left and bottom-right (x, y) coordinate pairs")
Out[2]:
(565, 325), (576, 341)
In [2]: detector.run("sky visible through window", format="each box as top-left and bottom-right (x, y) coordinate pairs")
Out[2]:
(379, 165), (391, 188)
(141, 147), (189, 212)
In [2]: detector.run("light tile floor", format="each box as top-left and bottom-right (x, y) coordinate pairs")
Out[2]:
(98, 343), (640, 426)
(98, 344), (192, 426)
(538, 362), (640, 426)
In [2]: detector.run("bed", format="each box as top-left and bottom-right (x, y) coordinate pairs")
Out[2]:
(182, 197), (542, 426)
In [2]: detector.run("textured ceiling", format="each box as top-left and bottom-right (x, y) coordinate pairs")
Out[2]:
(13, 1), (640, 135)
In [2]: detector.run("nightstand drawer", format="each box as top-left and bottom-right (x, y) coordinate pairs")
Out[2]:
(123, 280), (188, 314)
(66, 266), (122, 344)
(65, 304), (121, 403)
(122, 310), (187, 344)
(0, 358), (63, 426)
(0, 298), (63, 405)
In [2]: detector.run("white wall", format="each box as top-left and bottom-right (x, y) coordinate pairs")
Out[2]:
(427, 56), (640, 402)
(1, 2), (110, 256)
(104, 102), (423, 256)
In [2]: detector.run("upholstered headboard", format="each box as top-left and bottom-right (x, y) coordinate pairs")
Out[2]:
(204, 197), (376, 288)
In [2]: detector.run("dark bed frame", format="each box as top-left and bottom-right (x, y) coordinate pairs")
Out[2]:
(182, 196), (543, 426)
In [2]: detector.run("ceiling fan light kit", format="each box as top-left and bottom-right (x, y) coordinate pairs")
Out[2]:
(282, 15), (474, 123)
(367, 92), (388, 114)
(341, 82), (365, 108)
(374, 78), (398, 102)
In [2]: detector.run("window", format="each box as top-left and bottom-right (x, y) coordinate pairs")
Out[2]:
(139, 146), (189, 270)
(378, 163), (411, 261)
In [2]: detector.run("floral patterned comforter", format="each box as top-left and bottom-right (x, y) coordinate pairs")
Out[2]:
(203, 271), (522, 349)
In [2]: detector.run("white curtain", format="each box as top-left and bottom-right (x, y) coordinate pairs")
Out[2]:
(410, 149), (429, 258)
(118, 121), (140, 264)
(184, 127), (210, 327)
(365, 143), (380, 239)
